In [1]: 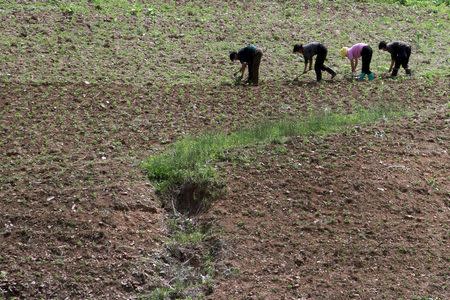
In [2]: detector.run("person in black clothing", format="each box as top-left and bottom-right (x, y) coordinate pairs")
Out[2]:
(379, 41), (412, 77)
(230, 45), (263, 86)
(293, 42), (336, 82)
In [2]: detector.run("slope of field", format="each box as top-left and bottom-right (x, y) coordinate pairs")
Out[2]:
(1, 79), (448, 298)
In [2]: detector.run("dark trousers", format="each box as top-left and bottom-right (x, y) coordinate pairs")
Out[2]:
(361, 46), (373, 75)
(315, 45), (336, 82)
(247, 49), (263, 85)
(392, 47), (411, 76)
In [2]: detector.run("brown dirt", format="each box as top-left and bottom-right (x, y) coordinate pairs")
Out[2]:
(207, 104), (449, 299)
(0, 84), (168, 299)
(1, 79), (448, 298)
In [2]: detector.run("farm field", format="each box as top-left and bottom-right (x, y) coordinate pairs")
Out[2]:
(1, 1), (449, 299)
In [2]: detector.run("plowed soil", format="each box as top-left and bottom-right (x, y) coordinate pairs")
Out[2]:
(2, 78), (448, 298)
(1, 0), (450, 299)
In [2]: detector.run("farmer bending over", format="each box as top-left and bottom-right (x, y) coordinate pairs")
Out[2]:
(293, 42), (336, 82)
(379, 41), (412, 77)
(230, 44), (263, 86)
(340, 43), (375, 81)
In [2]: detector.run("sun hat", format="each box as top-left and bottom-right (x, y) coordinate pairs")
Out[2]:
(340, 47), (348, 58)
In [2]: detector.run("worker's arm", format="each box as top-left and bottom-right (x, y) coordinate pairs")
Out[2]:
(351, 58), (358, 73)
(303, 58), (309, 73)
(388, 59), (395, 73)
(240, 63), (247, 77)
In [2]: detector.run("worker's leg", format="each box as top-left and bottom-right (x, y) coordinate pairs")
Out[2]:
(318, 47), (335, 78)
(314, 54), (325, 82)
(361, 46), (373, 75)
(252, 50), (263, 85)
(392, 52), (404, 77)
(247, 58), (254, 84)
(404, 47), (412, 75)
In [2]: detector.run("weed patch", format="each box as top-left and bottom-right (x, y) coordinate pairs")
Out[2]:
(139, 216), (219, 300)
(144, 105), (408, 201)
(373, 0), (449, 7)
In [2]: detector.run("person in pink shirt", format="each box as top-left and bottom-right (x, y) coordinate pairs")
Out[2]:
(340, 43), (375, 81)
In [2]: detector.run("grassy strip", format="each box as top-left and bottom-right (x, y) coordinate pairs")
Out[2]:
(372, 0), (449, 6)
(144, 106), (408, 192)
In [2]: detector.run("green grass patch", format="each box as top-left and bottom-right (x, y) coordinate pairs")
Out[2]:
(144, 106), (408, 193)
(170, 230), (205, 246)
(372, 0), (449, 7)
(141, 282), (186, 300)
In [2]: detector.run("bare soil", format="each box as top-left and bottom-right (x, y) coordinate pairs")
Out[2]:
(0, 84), (167, 299)
(1, 79), (448, 298)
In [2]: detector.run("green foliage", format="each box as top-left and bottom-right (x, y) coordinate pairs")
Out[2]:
(144, 106), (407, 193)
(421, 68), (450, 79)
(372, 0), (449, 5)
(141, 281), (185, 300)
(91, 0), (144, 15)
(3, 0), (162, 16)
(171, 230), (205, 246)
(0, 270), (7, 279)
(1, 0), (448, 86)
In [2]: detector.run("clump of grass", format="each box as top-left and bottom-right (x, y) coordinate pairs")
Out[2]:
(142, 282), (185, 300)
(171, 230), (205, 245)
(168, 219), (207, 246)
(143, 106), (408, 193)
